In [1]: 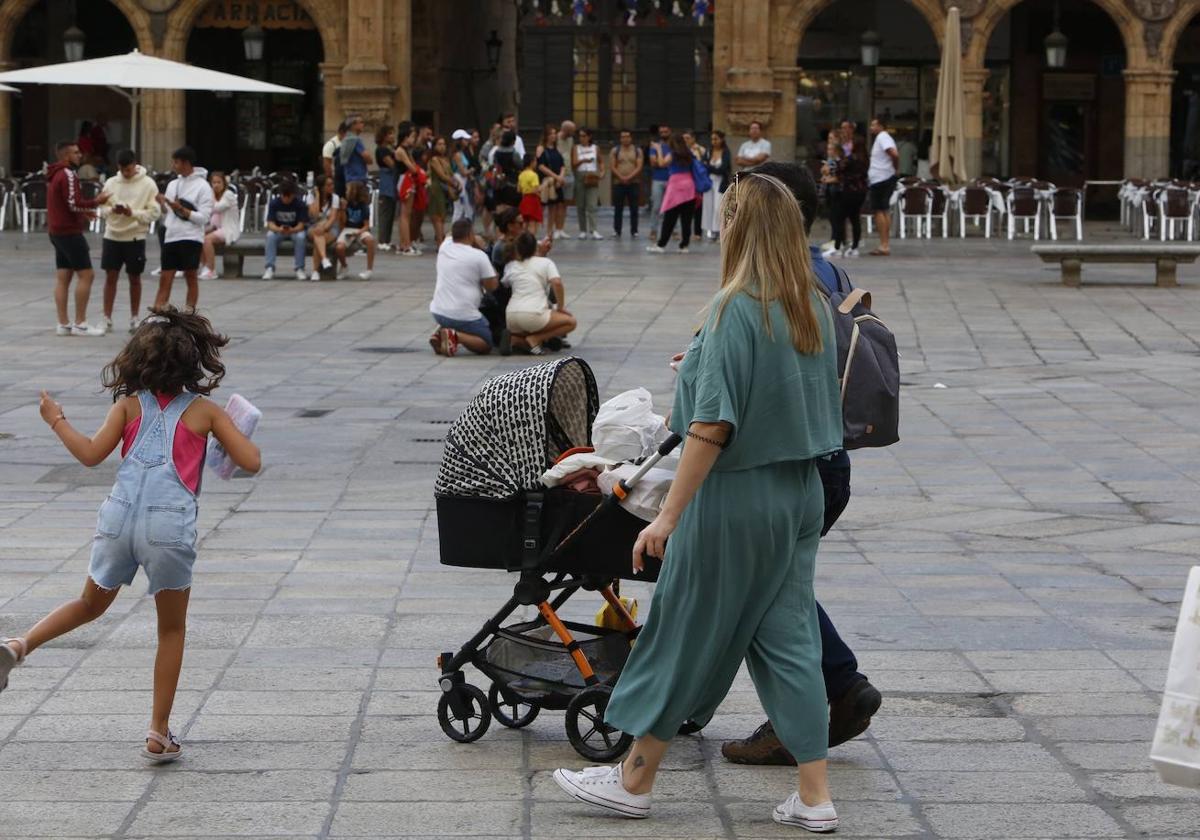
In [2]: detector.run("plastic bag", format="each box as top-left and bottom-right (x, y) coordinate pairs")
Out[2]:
(205, 394), (261, 480)
(1151, 566), (1200, 789)
(591, 388), (669, 462)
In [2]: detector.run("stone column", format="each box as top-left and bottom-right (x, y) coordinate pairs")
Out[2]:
(0, 61), (12, 174)
(962, 67), (990, 181)
(1123, 68), (1175, 179)
(141, 89), (185, 171)
(718, 0), (781, 156)
(336, 0), (399, 127)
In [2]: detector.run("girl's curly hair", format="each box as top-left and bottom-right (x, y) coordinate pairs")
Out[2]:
(102, 306), (229, 400)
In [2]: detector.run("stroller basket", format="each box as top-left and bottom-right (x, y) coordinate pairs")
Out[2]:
(485, 620), (632, 697)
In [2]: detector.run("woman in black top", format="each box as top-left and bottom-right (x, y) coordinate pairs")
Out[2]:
(701, 130), (731, 239)
(832, 136), (868, 257)
(536, 124), (566, 237)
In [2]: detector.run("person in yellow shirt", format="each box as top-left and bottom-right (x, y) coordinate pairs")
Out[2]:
(516, 154), (543, 235)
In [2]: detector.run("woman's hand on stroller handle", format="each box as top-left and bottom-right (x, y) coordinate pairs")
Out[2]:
(633, 513), (677, 573)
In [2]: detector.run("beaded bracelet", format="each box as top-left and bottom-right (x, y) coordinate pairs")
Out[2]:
(686, 430), (726, 448)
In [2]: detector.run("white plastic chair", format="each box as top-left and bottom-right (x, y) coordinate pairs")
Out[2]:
(1158, 187), (1194, 241)
(1006, 187), (1042, 240)
(1048, 188), (1084, 241)
(896, 186), (931, 239)
(20, 179), (47, 232)
(958, 186), (994, 238)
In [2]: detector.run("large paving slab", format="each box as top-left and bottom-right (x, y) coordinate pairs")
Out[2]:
(0, 219), (1198, 838)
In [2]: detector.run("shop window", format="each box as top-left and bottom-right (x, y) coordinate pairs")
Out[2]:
(573, 35), (601, 129)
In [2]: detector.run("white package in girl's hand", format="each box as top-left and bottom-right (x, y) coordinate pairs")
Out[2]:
(205, 394), (261, 480)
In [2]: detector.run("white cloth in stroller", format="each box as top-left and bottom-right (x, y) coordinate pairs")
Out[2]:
(597, 461), (678, 522)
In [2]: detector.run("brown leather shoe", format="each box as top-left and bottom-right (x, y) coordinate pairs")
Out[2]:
(721, 721), (797, 766)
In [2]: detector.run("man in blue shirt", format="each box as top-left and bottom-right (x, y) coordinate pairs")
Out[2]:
(721, 162), (882, 764)
(263, 181), (310, 281)
(648, 124), (672, 240)
(339, 115), (372, 188)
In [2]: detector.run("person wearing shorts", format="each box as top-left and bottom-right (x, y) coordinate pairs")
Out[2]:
(46, 140), (110, 336)
(99, 149), (160, 333)
(335, 182), (376, 281)
(866, 116), (899, 256)
(429, 218), (499, 356)
(501, 232), (575, 356)
(154, 147), (213, 309)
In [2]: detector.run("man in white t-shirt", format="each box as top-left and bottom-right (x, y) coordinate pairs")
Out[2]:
(735, 120), (772, 171)
(867, 116), (899, 256)
(429, 218), (499, 356)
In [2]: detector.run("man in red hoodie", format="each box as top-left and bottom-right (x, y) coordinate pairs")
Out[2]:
(47, 140), (109, 336)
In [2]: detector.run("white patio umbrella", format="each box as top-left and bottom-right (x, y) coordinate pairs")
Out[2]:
(0, 83), (18, 93)
(0, 50), (301, 152)
(930, 7), (968, 185)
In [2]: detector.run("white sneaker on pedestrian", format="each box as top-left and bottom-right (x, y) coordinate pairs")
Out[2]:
(261, 267), (275, 280)
(378, 243), (393, 252)
(321, 258), (333, 270)
(309, 270), (322, 282)
(357, 270), (372, 281)
(847, 247), (860, 258)
(150, 267), (161, 277)
(553, 764), (650, 819)
(772, 793), (838, 833)
(337, 266), (349, 280)
(678, 247), (690, 254)
(55, 323), (72, 336)
(71, 322), (105, 337)
(197, 267), (216, 281)
(100, 315), (113, 334)
(129, 318), (140, 334)
(645, 244), (666, 253)
(591, 231), (603, 240)
(821, 246), (838, 258)
(294, 268), (307, 281)
(577, 231), (588, 240)
(399, 246), (421, 257)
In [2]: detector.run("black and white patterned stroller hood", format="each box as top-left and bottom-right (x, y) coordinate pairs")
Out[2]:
(435, 357), (599, 499)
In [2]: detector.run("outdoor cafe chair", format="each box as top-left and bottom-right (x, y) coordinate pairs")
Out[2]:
(958, 185), (994, 238)
(927, 184), (951, 238)
(1006, 186), (1043, 240)
(1158, 186), (1194, 241)
(897, 185), (931, 239)
(20, 178), (47, 233)
(1048, 188), (1084, 241)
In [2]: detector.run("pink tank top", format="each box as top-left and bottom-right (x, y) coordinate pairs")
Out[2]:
(121, 393), (207, 494)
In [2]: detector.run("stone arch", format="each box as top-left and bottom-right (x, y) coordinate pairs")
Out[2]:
(161, 0), (345, 64)
(1162, 0), (1200, 65)
(768, 0), (947, 68)
(0, 0), (154, 61)
(964, 0), (1146, 69)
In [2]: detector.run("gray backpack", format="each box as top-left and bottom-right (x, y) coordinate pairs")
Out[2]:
(823, 266), (900, 449)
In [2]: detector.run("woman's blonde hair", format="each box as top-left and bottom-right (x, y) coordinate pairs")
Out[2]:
(715, 172), (823, 355)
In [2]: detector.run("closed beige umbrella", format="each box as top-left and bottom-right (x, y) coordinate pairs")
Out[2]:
(930, 6), (968, 185)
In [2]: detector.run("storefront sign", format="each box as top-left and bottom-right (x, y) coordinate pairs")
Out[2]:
(1043, 73), (1096, 102)
(195, 1), (316, 29)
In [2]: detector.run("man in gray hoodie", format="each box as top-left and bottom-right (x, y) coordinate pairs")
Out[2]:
(154, 146), (213, 309)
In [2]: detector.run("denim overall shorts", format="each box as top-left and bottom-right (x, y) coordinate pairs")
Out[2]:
(88, 391), (201, 594)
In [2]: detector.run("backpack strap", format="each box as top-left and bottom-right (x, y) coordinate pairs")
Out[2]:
(837, 288), (872, 314)
(832, 264), (854, 296)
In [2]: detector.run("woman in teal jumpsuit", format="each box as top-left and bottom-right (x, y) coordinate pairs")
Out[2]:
(553, 172), (844, 832)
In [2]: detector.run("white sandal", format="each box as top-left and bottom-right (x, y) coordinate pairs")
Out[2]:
(0, 638), (26, 693)
(141, 729), (183, 764)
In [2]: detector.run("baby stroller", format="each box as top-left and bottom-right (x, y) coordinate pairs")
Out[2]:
(434, 357), (680, 760)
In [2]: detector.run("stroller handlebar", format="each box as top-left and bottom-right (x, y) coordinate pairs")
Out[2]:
(618, 432), (683, 495)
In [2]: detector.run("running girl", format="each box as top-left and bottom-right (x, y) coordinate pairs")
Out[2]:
(0, 307), (261, 763)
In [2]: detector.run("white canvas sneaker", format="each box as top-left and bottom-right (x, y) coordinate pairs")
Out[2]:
(645, 244), (666, 253)
(357, 270), (372, 281)
(100, 315), (113, 334)
(552, 764), (650, 819)
(294, 268), (307, 281)
(71, 322), (106, 337)
(591, 231), (603, 240)
(261, 267), (275, 280)
(129, 318), (140, 334)
(55, 323), (72, 336)
(772, 793), (838, 833)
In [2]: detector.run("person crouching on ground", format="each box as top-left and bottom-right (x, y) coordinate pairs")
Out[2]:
(335, 181), (376, 281)
(552, 172), (843, 832)
(429, 218), (499, 356)
(0, 307), (261, 764)
(502, 232), (574, 356)
(98, 149), (160, 334)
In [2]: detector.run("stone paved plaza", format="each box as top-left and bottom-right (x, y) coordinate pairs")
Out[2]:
(1, 221), (1199, 838)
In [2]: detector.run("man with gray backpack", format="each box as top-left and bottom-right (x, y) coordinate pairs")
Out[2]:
(721, 162), (897, 765)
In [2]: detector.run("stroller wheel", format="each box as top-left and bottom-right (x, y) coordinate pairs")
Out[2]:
(437, 682), (492, 743)
(489, 683), (541, 729)
(565, 685), (634, 762)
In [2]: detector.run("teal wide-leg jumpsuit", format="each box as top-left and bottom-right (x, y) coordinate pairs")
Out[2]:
(605, 290), (843, 765)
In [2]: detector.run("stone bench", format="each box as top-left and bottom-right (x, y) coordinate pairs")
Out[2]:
(217, 236), (330, 279)
(1032, 243), (1200, 288)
